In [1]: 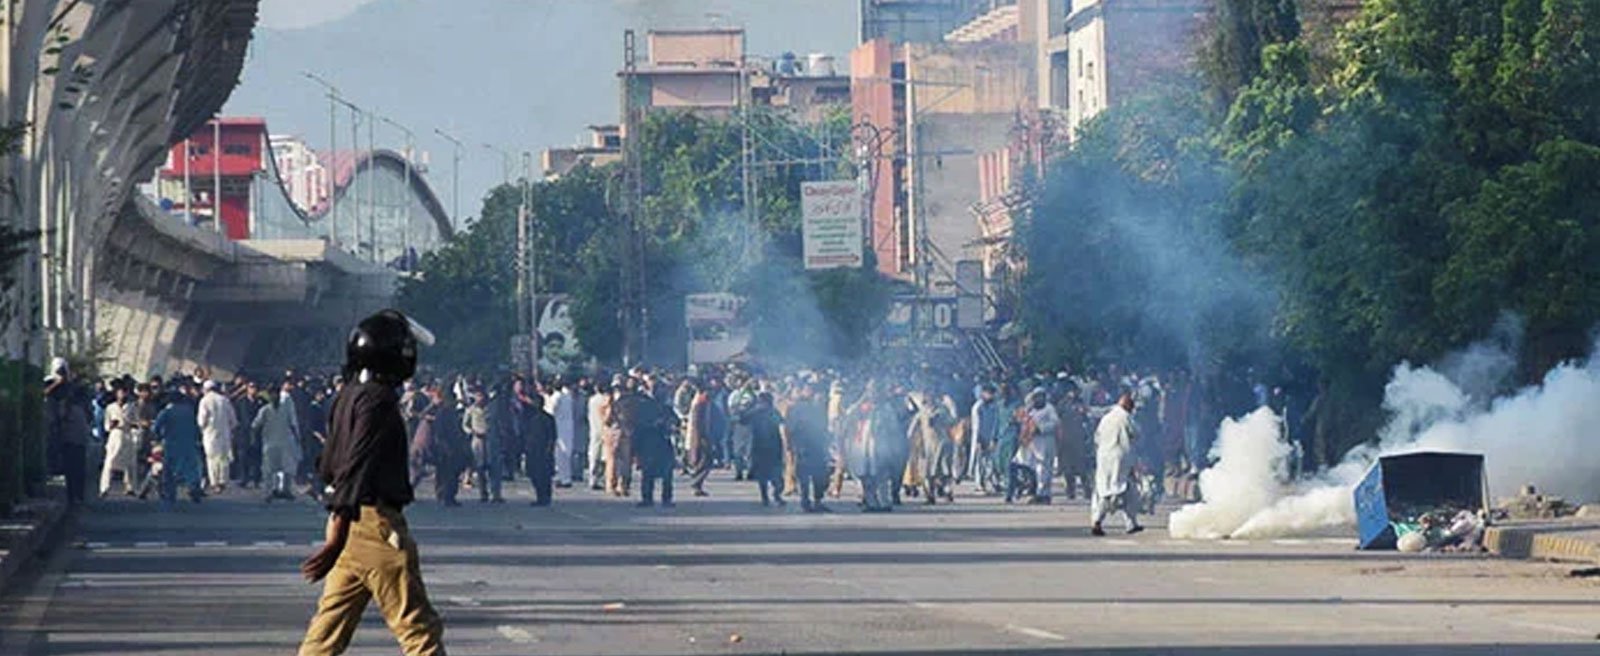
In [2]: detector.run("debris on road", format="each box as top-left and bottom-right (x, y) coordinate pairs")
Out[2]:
(729, 633), (743, 644)
(1495, 485), (1578, 520)
(602, 602), (627, 612)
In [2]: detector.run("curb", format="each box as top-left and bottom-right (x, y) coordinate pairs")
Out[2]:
(0, 485), (69, 595)
(1484, 524), (1600, 564)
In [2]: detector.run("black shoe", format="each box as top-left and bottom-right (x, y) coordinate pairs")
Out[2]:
(1091, 526), (1106, 537)
(491, 497), (505, 504)
(773, 497), (786, 507)
(1127, 525), (1145, 535)
(636, 500), (655, 508)
(661, 501), (676, 508)
(693, 489), (710, 497)
(530, 499), (552, 507)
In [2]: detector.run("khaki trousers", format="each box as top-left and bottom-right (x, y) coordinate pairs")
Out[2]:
(300, 506), (445, 656)
(605, 436), (633, 496)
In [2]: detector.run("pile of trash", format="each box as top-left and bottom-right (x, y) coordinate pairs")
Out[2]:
(1391, 507), (1487, 553)
(1494, 485), (1578, 520)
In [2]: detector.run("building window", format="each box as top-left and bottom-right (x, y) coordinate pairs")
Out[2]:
(1087, 61), (1094, 80)
(1077, 50), (1083, 78)
(223, 144), (251, 156)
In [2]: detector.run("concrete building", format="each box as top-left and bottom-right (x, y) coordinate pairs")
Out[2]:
(852, 3), (1034, 285)
(1062, 0), (1208, 133)
(622, 28), (748, 117)
(541, 125), (623, 179)
(859, 0), (1000, 44)
(269, 135), (330, 214)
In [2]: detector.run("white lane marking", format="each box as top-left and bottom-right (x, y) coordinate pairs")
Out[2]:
(1006, 624), (1067, 641)
(85, 542), (109, 549)
(1103, 539), (1137, 546)
(497, 625), (537, 643)
(1162, 539), (1192, 546)
(910, 601), (941, 610)
(252, 540), (287, 548)
(133, 541), (167, 548)
(1501, 619), (1594, 638)
(1319, 538), (1357, 546)
(1217, 540), (1252, 546)
(450, 596), (481, 607)
(194, 541), (227, 548)
(1272, 539), (1309, 546)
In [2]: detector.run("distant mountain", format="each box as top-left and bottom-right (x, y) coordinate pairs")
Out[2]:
(227, 0), (857, 220)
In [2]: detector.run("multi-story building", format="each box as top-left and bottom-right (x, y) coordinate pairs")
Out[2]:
(269, 135), (329, 214)
(859, 0), (1000, 44)
(852, 3), (1033, 284)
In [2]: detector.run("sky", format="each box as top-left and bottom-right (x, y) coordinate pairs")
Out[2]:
(230, 0), (859, 223)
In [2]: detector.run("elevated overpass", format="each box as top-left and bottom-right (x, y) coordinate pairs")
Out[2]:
(0, 0), (455, 378)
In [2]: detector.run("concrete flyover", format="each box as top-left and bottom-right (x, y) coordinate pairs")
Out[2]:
(96, 194), (396, 378)
(1, 0), (262, 364)
(0, 1), (452, 377)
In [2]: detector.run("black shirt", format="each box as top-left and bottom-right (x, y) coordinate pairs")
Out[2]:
(320, 382), (414, 518)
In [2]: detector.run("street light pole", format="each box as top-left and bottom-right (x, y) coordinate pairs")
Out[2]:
(301, 71), (341, 246)
(434, 128), (463, 229)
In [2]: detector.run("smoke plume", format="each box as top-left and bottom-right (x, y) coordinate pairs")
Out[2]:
(1172, 330), (1600, 539)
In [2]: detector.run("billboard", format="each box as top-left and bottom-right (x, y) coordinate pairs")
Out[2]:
(536, 294), (582, 373)
(801, 180), (864, 270)
(880, 295), (961, 349)
(686, 293), (752, 364)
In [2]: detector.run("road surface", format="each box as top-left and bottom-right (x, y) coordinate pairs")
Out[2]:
(2, 473), (1597, 655)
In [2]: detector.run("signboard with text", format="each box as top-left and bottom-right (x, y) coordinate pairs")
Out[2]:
(686, 293), (752, 364)
(801, 180), (864, 270)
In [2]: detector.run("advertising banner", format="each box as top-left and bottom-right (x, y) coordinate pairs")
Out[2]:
(801, 180), (864, 270)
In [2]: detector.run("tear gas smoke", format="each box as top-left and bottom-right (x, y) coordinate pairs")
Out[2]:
(1172, 333), (1600, 539)
(1168, 408), (1288, 539)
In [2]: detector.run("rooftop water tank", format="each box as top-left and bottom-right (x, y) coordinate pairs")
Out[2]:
(806, 53), (836, 77)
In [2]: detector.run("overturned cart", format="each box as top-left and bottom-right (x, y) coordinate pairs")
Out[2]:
(1354, 451), (1489, 551)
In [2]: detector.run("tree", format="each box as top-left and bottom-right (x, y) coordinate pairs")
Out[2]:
(404, 108), (891, 371)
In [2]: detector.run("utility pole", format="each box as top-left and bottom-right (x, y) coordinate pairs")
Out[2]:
(434, 128), (463, 229)
(366, 106), (377, 262)
(301, 71), (341, 246)
(517, 151), (537, 378)
(619, 29), (642, 367)
(481, 143), (513, 186)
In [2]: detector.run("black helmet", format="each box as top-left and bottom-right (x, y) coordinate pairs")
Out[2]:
(345, 309), (433, 384)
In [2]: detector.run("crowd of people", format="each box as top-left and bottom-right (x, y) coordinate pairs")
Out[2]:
(45, 350), (1296, 536)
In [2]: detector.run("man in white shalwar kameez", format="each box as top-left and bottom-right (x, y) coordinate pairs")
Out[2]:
(197, 380), (238, 492)
(547, 380), (576, 487)
(1014, 390), (1060, 502)
(1091, 392), (1144, 536)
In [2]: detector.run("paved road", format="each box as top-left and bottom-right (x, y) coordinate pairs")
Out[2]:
(3, 472), (1597, 655)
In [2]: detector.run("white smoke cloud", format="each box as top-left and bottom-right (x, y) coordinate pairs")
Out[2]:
(1169, 408), (1289, 539)
(1172, 332), (1600, 540)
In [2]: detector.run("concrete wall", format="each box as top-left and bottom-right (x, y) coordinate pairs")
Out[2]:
(648, 30), (744, 67)
(648, 73), (742, 109)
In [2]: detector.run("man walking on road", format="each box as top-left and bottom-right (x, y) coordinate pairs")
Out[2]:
(1091, 391), (1144, 536)
(547, 378), (576, 488)
(198, 380), (237, 493)
(300, 309), (444, 655)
